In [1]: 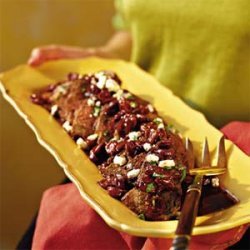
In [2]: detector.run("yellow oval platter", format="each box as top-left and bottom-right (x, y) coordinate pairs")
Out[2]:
(0, 57), (249, 238)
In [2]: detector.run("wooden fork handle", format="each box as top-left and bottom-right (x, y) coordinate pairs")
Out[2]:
(171, 181), (202, 250)
(171, 235), (190, 250)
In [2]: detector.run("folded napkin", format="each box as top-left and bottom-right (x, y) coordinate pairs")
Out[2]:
(32, 122), (250, 250)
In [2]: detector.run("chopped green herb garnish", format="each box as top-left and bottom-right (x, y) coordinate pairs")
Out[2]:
(165, 124), (180, 134)
(103, 130), (109, 137)
(126, 93), (134, 99)
(175, 164), (184, 169)
(153, 118), (162, 125)
(138, 213), (145, 220)
(103, 130), (110, 139)
(165, 124), (174, 131)
(152, 172), (165, 178)
(130, 101), (137, 108)
(163, 165), (176, 170)
(149, 161), (158, 165)
(146, 183), (155, 193)
(180, 167), (187, 182)
(93, 106), (101, 117)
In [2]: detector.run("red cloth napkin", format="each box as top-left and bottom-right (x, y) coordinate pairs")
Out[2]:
(32, 122), (250, 250)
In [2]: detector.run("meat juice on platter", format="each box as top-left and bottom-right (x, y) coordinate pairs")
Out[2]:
(31, 70), (237, 221)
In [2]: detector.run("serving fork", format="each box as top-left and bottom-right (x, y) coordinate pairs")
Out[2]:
(171, 137), (227, 250)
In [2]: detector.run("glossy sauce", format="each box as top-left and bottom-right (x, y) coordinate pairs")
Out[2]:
(31, 71), (238, 220)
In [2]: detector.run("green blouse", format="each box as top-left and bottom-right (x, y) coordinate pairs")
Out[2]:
(114, 0), (250, 127)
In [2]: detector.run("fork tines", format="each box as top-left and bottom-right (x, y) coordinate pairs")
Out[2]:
(186, 136), (227, 170)
(202, 137), (211, 167)
(217, 136), (227, 168)
(185, 138), (195, 169)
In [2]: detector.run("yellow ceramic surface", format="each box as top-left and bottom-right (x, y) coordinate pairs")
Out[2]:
(0, 58), (249, 238)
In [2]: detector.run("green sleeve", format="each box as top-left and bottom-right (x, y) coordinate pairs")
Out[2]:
(112, 0), (129, 30)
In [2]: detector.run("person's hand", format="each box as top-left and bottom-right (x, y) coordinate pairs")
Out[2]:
(28, 45), (117, 67)
(28, 32), (132, 66)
